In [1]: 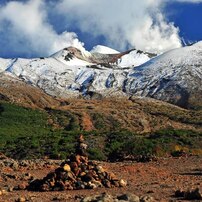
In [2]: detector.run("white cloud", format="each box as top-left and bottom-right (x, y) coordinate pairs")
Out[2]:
(0, 0), (200, 57)
(56, 0), (182, 53)
(0, 0), (84, 57)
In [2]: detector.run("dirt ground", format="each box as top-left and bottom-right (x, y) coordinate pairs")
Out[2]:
(0, 156), (202, 202)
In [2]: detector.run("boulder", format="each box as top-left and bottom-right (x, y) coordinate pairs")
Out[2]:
(118, 193), (140, 202)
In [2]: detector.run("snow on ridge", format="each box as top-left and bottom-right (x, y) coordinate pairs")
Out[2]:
(118, 50), (150, 68)
(90, 45), (120, 54)
(136, 41), (202, 71)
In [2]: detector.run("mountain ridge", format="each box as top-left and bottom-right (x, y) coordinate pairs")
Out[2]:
(0, 42), (201, 109)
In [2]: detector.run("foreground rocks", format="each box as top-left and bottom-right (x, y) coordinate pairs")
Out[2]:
(0, 156), (202, 201)
(82, 193), (154, 202)
(28, 135), (127, 191)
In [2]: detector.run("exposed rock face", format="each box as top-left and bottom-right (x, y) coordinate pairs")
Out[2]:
(28, 135), (126, 191)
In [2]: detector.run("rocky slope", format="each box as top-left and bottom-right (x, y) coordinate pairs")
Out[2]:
(0, 72), (60, 109)
(126, 42), (202, 109)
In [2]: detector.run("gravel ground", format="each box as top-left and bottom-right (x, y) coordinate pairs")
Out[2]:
(0, 156), (201, 202)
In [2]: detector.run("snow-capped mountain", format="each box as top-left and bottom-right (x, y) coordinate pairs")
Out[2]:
(126, 42), (202, 108)
(0, 42), (201, 108)
(0, 45), (152, 98)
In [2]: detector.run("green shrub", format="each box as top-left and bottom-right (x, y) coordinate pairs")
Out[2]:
(88, 148), (107, 161)
(0, 102), (201, 160)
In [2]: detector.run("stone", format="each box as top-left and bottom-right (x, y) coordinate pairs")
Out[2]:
(82, 195), (99, 202)
(96, 165), (105, 173)
(91, 180), (103, 188)
(80, 143), (88, 150)
(112, 180), (120, 187)
(80, 172), (86, 177)
(118, 193), (140, 202)
(82, 173), (94, 182)
(99, 193), (114, 202)
(78, 134), (85, 143)
(63, 164), (71, 172)
(75, 155), (82, 164)
(8, 186), (14, 192)
(140, 196), (154, 202)
(49, 180), (55, 187)
(75, 181), (85, 189)
(1, 189), (8, 195)
(82, 193), (114, 202)
(67, 171), (76, 182)
(70, 161), (78, 169)
(88, 182), (97, 189)
(11, 161), (19, 170)
(119, 179), (127, 187)
(41, 183), (50, 191)
(102, 179), (111, 188)
(107, 172), (118, 181)
(19, 160), (29, 167)
(16, 197), (26, 202)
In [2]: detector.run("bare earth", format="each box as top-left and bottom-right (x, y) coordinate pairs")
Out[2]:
(0, 156), (202, 202)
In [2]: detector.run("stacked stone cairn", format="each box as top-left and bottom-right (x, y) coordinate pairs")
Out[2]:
(28, 135), (127, 191)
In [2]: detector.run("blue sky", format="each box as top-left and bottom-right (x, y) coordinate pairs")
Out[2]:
(0, 0), (201, 58)
(165, 1), (202, 45)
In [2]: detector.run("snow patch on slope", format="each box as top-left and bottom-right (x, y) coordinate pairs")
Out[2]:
(0, 58), (14, 72)
(118, 50), (150, 67)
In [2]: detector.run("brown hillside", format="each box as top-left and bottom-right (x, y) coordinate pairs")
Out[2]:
(0, 73), (201, 133)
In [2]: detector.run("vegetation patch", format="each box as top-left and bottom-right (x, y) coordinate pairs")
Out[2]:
(0, 102), (201, 160)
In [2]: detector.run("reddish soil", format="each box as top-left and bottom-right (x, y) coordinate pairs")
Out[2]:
(0, 156), (202, 202)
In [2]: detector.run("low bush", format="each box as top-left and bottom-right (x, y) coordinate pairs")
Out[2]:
(0, 102), (201, 160)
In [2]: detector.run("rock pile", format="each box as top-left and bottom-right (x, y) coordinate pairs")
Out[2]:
(28, 135), (127, 191)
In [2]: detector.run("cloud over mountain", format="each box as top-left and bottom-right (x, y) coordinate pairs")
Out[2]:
(0, 0), (84, 58)
(0, 0), (201, 57)
(56, 0), (182, 53)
